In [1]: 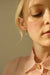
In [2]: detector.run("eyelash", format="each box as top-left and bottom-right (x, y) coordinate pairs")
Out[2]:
(32, 12), (43, 17)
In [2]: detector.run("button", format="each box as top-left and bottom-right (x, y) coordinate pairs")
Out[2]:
(37, 64), (41, 70)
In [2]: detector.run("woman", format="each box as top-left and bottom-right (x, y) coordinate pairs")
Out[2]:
(2, 0), (50, 75)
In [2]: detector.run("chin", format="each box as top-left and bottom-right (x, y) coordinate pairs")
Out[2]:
(40, 39), (50, 47)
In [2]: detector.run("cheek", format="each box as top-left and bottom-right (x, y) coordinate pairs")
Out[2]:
(27, 17), (40, 32)
(26, 17), (42, 39)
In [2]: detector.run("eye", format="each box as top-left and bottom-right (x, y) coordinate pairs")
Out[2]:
(32, 12), (43, 17)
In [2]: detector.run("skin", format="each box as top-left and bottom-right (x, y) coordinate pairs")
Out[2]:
(17, 0), (50, 62)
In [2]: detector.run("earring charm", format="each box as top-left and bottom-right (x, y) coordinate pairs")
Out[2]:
(25, 30), (27, 36)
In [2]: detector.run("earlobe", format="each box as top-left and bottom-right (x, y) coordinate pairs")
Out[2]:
(17, 17), (27, 31)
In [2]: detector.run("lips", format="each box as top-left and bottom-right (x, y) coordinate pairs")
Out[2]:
(44, 30), (50, 34)
(43, 30), (50, 35)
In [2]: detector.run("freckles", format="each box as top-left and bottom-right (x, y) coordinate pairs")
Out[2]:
(27, 17), (42, 33)
(27, 17), (38, 27)
(27, 18), (36, 33)
(27, 17), (42, 28)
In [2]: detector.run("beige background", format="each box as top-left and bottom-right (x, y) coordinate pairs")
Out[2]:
(0, 0), (33, 75)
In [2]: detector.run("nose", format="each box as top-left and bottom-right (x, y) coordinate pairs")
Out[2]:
(43, 8), (50, 25)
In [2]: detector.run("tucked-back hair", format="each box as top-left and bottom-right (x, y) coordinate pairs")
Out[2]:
(15, 0), (24, 40)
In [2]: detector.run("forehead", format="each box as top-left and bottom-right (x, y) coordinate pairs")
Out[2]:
(26, 0), (50, 8)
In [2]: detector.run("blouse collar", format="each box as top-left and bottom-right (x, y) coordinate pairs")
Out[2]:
(24, 47), (50, 73)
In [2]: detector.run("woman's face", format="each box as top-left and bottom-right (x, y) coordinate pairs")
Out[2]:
(20, 0), (50, 47)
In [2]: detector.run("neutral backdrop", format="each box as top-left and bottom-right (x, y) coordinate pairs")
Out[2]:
(0, 0), (33, 75)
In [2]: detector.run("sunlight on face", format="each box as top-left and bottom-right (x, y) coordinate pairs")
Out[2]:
(23, 0), (50, 47)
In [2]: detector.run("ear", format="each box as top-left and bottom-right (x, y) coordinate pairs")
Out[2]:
(17, 17), (27, 31)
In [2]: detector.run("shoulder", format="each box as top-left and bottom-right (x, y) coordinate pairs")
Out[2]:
(2, 56), (29, 75)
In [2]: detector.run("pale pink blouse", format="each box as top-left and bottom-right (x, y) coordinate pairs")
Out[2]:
(2, 47), (50, 75)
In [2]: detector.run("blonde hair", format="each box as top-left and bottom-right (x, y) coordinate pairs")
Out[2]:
(15, 0), (24, 40)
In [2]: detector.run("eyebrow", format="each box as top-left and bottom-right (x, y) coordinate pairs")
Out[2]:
(29, 4), (44, 9)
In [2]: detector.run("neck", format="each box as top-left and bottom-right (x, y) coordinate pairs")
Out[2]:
(32, 42), (50, 63)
